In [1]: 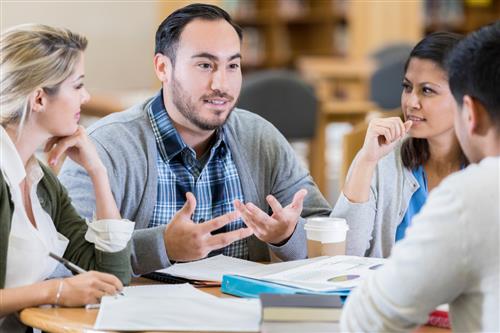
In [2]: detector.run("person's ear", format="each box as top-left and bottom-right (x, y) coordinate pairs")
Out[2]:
(463, 95), (490, 136)
(153, 53), (173, 83)
(30, 88), (46, 114)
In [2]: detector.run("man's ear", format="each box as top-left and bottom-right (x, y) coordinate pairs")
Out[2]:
(463, 95), (490, 136)
(153, 53), (173, 83)
(30, 88), (46, 114)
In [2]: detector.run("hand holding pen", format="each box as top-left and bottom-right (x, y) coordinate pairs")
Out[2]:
(48, 252), (124, 307)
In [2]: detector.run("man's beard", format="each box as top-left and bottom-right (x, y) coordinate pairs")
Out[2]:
(171, 75), (236, 131)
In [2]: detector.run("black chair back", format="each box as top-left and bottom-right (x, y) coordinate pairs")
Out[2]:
(238, 70), (317, 140)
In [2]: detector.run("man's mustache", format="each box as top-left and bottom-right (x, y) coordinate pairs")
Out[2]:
(201, 92), (234, 102)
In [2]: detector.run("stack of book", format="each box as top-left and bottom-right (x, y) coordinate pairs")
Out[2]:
(259, 293), (343, 333)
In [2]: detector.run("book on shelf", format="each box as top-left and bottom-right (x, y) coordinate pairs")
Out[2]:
(241, 27), (265, 67)
(260, 293), (343, 322)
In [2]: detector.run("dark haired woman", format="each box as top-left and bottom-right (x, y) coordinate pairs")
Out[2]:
(332, 32), (467, 257)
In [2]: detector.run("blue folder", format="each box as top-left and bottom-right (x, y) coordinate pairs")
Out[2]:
(221, 274), (351, 298)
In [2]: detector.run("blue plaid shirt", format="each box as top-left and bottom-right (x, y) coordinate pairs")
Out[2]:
(147, 93), (248, 259)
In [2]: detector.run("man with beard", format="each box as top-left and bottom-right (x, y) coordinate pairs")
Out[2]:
(59, 3), (331, 275)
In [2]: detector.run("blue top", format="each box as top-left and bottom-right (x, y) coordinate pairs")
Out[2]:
(395, 165), (428, 241)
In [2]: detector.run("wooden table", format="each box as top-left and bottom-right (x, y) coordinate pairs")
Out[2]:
(20, 278), (449, 333)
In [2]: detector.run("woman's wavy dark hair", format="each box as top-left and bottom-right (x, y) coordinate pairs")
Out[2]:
(401, 32), (468, 169)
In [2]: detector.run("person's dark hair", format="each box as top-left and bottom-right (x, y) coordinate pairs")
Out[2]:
(155, 3), (242, 65)
(447, 21), (500, 130)
(401, 31), (468, 169)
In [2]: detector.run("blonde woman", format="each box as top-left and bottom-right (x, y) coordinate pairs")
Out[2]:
(0, 24), (134, 331)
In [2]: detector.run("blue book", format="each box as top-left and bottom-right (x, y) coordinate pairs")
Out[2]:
(221, 274), (351, 298)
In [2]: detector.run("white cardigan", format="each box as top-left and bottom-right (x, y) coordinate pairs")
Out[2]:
(341, 156), (500, 332)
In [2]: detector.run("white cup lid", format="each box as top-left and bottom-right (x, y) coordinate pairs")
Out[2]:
(305, 217), (348, 230)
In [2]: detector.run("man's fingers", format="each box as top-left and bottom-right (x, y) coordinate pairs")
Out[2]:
(236, 200), (280, 239)
(290, 189), (307, 210)
(266, 195), (283, 214)
(178, 192), (196, 219)
(246, 203), (271, 223)
(234, 201), (264, 235)
(199, 210), (240, 234)
(206, 227), (254, 250)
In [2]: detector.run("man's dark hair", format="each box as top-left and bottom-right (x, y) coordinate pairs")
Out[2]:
(400, 31), (468, 170)
(447, 21), (500, 129)
(155, 3), (242, 64)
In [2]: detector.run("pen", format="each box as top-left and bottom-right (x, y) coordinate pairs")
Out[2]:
(48, 252), (124, 296)
(49, 252), (86, 274)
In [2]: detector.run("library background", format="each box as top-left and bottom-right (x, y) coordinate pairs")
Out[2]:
(2, 0), (499, 203)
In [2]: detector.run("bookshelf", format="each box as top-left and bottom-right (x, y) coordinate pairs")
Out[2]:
(424, 0), (500, 34)
(222, 0), (349, 70)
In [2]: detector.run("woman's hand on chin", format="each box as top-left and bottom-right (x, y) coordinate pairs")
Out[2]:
(44, 125), (105, 176)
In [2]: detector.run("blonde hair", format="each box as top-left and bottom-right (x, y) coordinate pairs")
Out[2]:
(0, 23), (87, 131)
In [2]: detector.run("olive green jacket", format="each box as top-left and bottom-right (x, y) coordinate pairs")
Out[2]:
(0, 163), (131, 288)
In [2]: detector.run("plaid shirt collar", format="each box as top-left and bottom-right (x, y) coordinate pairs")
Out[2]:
(147, 90), (227, 163)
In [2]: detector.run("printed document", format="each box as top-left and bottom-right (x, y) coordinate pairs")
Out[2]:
(239, 256), (386, 292)
(158, 254), (264, 281)
(94, 284), (260, 332)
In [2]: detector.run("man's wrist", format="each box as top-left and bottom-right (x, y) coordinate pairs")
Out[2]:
(269, 223), (297, 246)
(270, 235), (291, 247)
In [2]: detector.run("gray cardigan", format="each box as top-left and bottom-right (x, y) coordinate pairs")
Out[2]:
(59, 96), (331, 274)
(331, 144), (419, 258)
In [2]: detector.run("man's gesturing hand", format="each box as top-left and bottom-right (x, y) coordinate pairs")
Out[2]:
(234, 189), (308, 245)
(163, 192), (254, 262)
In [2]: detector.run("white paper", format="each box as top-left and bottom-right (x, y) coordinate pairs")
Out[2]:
(159, 254), (264, 282)
(95, 284), (261, 332)
(241, 255), (386, 292)
(121, 284), (215, 299)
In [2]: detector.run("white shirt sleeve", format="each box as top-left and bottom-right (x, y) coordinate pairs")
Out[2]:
(340, 183), (469, 332)
(84, 219), (135, 252)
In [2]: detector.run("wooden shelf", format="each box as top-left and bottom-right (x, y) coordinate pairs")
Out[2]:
(234, 0), (348, 72)
(425, 0), (500, 34)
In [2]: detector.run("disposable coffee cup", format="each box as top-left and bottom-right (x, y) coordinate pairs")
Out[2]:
(304, 217), (349, 257)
